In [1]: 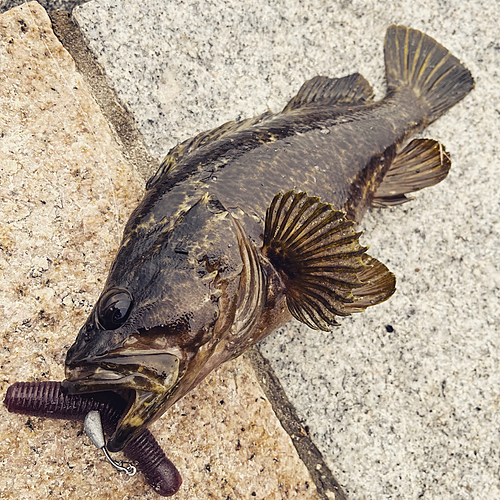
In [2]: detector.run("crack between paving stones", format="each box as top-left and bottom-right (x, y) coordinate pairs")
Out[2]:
(49, 9), (349, 500)
(1, 1), (91, 16)
(49, 9), (158, 183)
(245, 347), (348, 500)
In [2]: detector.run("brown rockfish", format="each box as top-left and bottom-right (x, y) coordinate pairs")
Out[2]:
(62, 26), (473, 453)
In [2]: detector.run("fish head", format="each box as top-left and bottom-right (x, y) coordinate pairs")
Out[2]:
(62, 193), (269, 451)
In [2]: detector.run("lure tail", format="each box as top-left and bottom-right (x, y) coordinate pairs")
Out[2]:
(384, 25), (474, 123)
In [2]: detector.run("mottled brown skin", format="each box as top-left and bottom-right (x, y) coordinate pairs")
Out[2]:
(63, 26), (473, 453)
(131, 89), (426, 237)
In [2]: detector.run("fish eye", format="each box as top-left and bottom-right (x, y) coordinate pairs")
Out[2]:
(97, 289), (133, 330)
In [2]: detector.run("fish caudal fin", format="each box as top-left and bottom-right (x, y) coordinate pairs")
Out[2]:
(372, 138), (451, 207)
(384, 25), (474, 123)
(261, 191), (395, 331)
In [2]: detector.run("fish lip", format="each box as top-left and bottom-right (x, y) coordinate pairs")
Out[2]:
(62, 351), (180, 396)
(61, 367), (166, 395)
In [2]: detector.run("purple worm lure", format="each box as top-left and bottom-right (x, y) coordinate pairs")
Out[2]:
(4, 381), (182, 497)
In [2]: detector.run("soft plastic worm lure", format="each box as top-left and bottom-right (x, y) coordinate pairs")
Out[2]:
(4, 381), (182, 497)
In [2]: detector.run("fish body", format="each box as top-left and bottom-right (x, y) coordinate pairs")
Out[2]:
(63, 26), (473, 452)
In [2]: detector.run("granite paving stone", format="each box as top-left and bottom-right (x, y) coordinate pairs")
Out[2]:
(0, 3), (318, 499)
(72, 0), (500, 499)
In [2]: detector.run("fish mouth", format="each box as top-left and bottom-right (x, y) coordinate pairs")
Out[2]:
(62, 351), (180, 452)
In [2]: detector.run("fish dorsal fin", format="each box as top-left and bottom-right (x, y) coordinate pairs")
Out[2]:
(282, 73), (374, 113)
(372, 139), (451, 207)
(146, 111), (274, 190)
(261, 191), (395, 331)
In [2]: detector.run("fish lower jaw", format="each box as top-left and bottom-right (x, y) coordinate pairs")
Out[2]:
(107, 388), (168, 452)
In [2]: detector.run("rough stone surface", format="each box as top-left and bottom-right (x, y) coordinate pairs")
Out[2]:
(72, 0), (500, 499)
(0, 3), (317, 499)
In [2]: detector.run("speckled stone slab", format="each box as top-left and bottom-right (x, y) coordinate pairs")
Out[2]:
(0, 3), (317, 499)
(72, 1), (500, 499)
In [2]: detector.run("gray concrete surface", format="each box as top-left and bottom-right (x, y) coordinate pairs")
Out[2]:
(66, 1), (500, 499)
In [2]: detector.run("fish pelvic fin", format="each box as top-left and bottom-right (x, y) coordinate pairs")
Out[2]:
(372, 138), (451, 207)
(282, 73), (374, 113)
(261, 191), (395, 331)
(384, 25), (474, 123)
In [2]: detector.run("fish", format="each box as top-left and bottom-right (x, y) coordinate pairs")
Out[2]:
(61, 25), (473, 453)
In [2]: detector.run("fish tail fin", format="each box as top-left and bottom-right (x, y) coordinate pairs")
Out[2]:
(384, 25), (474, 123)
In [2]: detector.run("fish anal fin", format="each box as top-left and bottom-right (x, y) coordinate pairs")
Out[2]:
(282, 73), (374, 113)
(146, 111), (274, 190)
(261, 191), (394, 331)
(372, 139), (451, 208)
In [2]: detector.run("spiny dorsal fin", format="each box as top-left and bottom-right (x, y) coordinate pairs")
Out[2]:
(261, 191), (395, 331)
(146, 110), (274, 190)
(372, 139), (451, 207)
(282, 73), (374, 113)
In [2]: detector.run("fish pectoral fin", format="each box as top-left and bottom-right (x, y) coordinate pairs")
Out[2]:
(372, 139), (451, 207)
(146, 111), (274, 190)
(345, 254), (396, 313)
(282, 73), (374, 113)
(261, 191), (395, 331)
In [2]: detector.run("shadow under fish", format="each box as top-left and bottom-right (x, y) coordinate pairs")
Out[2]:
(7, 24), (473, 494)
